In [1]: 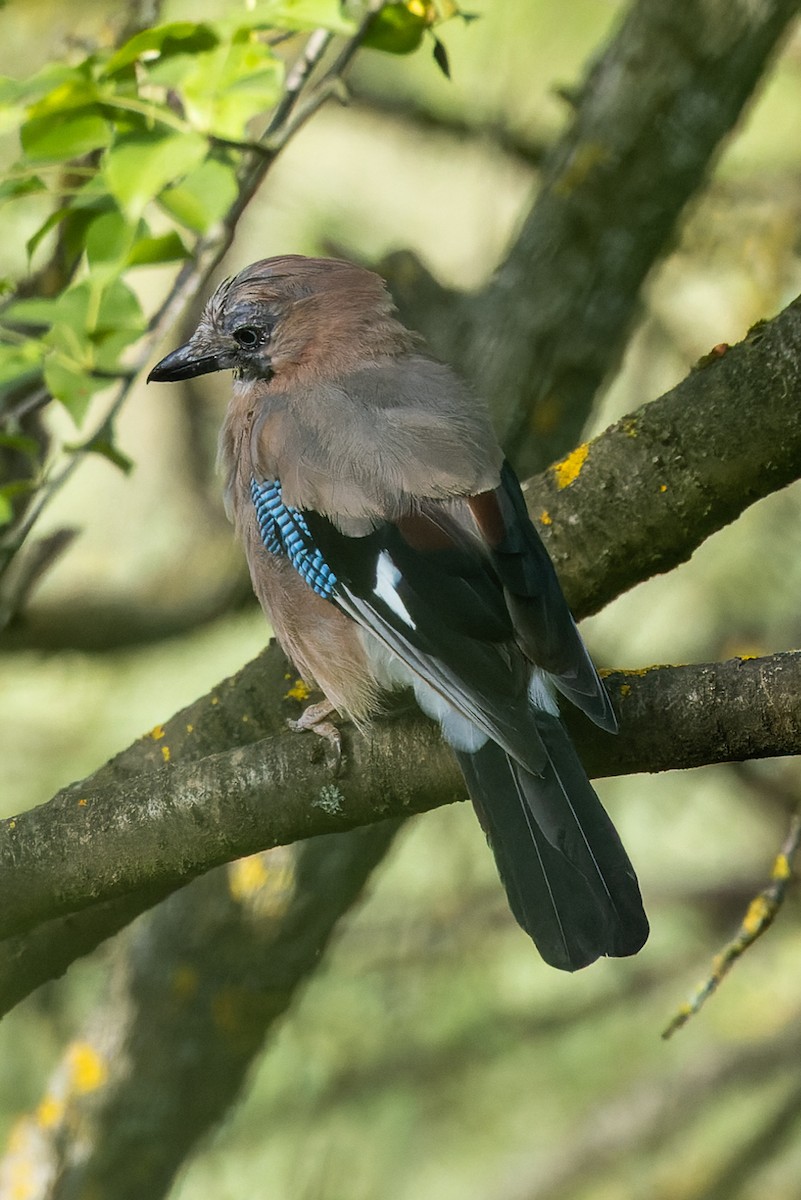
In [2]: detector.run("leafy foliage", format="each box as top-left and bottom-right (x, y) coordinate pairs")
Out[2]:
(0, 1), (468, 536)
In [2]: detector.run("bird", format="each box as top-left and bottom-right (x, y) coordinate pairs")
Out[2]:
(148, 254), (648, 971)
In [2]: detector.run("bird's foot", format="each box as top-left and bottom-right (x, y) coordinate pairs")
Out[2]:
(287, 699), (342, 771)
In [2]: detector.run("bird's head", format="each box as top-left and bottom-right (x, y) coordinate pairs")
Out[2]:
(147, 255), (410, 387)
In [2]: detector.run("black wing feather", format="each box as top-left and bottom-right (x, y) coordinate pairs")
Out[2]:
(265, 488), (647, 968)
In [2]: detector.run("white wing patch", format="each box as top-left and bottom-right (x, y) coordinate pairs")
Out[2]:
(528, 668), (560, 717)
(374, 550), (416, 629)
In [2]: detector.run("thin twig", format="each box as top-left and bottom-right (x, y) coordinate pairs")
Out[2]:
(662, 809), (801, 1039)
(264, 26), (334, 137)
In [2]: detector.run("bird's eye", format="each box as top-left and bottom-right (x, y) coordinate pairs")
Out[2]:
(233, 326), (265, 350)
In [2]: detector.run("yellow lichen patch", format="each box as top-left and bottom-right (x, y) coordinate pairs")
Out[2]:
(552, 443), (589, 490)
(620, 664), (667, 678)
(284, 678), (312, 702)
(553, 141), (610, 197)
(185, 723), (194, 734)
(659, 484), (667, 493)
(539, 510), (553, 526)
(8, 819), (15, 830)
(772, 853), (791, 882)
(171, 964), (199, 1002)
(742, 894), (771, 936)
(149, 724), (165, 740)
(622, 417), (638, 438)
(228, 855), (271, 900)
(161, 745), (171, 763)
(241, 713), (250, 723)
(619, 684), (631, 697)
(67, 1042), (107, 1095)
(36, 1093), (64, 1130)
(77, 798), (87, 807)
(229, 851), (296, 918)
(210, 696), (220, 706)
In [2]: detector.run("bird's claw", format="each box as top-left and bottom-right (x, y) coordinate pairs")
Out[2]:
(287, 699), (342, 772)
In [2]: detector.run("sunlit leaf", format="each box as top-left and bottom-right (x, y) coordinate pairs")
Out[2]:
(177, 37), (282, 139)
(85, 208), (136, 268)
(101, 22), (220, 77)
(126, 230), (188, 266)
(362, 3), (429, 53)
(24, 71), (101, 119)
(0, 63), (84, 107)
(2, 297), (59, 329)
(93, 277), (145, 334)
(234, 1), (355, 35)
(0, 173), (45, 203)
(21, 110), (111, 162)
(104, 131), (207, 217)
(44, 355), (107, 423)
(0, 338), (46, 388)
(158, 156), (238, 232)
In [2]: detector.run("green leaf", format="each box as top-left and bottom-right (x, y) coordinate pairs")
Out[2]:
(44, 356), (107, 423)
(432, 35), (451, 77)
(177, 37), (282, 139)
(0, 431), (41, 456)
(0, 173), (46, 204)
(158, 156), (238, 232)
(21, 110), (111, 162)
(3, 297), (59, 328)
(85, 208), (136, 268)
(40, 278), (145, 400)
(0, 63), (83, 107)
(362, 4), (428, 53)
(101, 22), (220, 77)
(24, 71), (100, 119)
(0, 490), (16, 526)
(25, 208), (70, 262)
(77, 433), (134, 474)
(104, 131), (207, 216)
(0, 338), (46, 389)
(237, 1), (355, 35)
(93, 277), (145, 335)
(126, 230), (188, 266)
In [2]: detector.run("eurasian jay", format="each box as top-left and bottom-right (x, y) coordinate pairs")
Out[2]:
(148, 255), (648, 971)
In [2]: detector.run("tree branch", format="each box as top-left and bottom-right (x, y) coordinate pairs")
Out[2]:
(529, 301), (801, 614)
(3, 646), (801, 973)
(466, 0), (801, 476)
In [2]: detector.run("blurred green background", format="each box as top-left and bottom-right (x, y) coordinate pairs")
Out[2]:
(3, 2), (801, 1197)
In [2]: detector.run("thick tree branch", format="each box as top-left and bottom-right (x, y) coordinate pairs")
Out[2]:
(530, 300), (801, 614)
(3, 649), (801, 957)
(468, 0), (801, 476)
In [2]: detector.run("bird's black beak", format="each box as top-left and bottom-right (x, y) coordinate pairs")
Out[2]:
(147, 342), (224, 383)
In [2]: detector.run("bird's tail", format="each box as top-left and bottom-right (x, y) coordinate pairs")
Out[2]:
(456, 714), (648, 971)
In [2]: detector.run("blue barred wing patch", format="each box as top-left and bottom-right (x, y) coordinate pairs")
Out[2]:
(250, 477), (338, 599)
